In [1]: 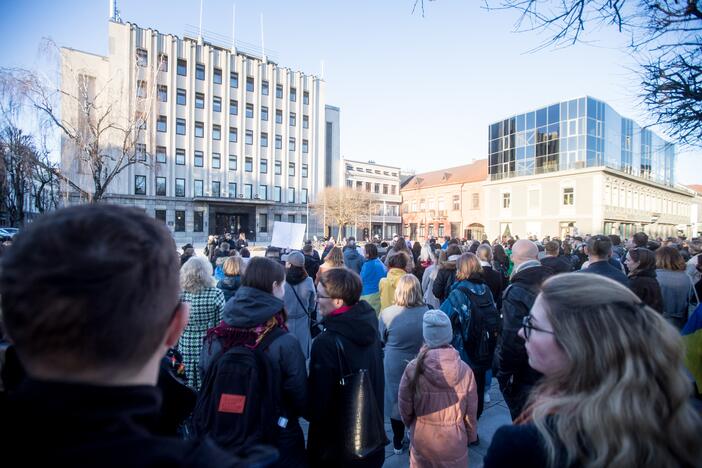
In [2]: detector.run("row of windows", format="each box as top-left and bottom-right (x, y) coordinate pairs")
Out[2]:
(345, 180), (398, 195)
(404, 194), (479, 212)
(137, 49), (311, 104)
(155, 209), (203, 233)
(258, 213), (308, 233)
(603, 185), (687, 215)
(500, 188), (575, 209)
(136, 175), (308, 202)
(345, 164), (398, 177)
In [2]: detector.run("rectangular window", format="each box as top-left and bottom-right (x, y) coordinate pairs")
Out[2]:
(391, 185), (396, 195)
(228, 182), (237, 197)
(157, 85), (167, 102)
(288, 162), (295, 176)
(302, 139), (308, 153)
(230, 99), (238, 115)
(261, 106), (268, 121)
(136, 48), (147, 67)
(563, 187), (574, 205)
(259, 184), (267, 200)
(136, 80), (147, 98)
(260, 132), (268, 147)
(262, 80), (269, 95)
(290, 88), (297, 102)
(472, 193), (479, 209)
(301, 214), (307, 225)
(274, 186), (282, 202)
(212, 124), (221, 140)
(213, 68), (222, 84)
(175, 178), (185, 197)
(438, 224), (445, 237)
(260, 158), (268, 173)
(177, 59), (187, 76)
(176, 88), (186, 105)
(289, 137), (296, 151)
(230, 72), (238, 88)
(158, 53), (168, 72)
(276, 84), (283, 98)
(246, 77), (254, 92)
(303, 115), (309, 129)
(176, 148), (185, 165)
(196, 63), (205, 80)
(176, 118), (186, 135)
(229, 155), (237, 171)
(301, 188), (308, 204)
(155, 210), (166, 223)
(134, 175), (146, 195)
(213, 96), (221, 112)
(383, 184), (388, 194)
(156, 146), (167, 163)
(194, 179), (203, 197)
(212, 152), (221, 169)
(135, 112), (146, 130)
(195, 121), (204, 138)
(212, 181), (221, 197)
(195, 92), (204, 109)
(275, 161), (282, 175)
(276, 109), (283, 124)
(135, 143), (147, 161)
(288, 214), (296, 223)
(229, 127), (238, 142)
(274, 214), (282, 222)
(175, 210), (185, 232)
(289, 112), (296, 126)
(259, 213), (268, 232)
(502, 193), (511, 209)
(246, 103), (254, 119)
(194, 151), (204, 167)
(275, 134), (282, 149)
(245, 157), (253, 172)
(303, 91), (309, 105)
(245, 130), (253, 145)
(288, 188), (295, 203)
(374, 183), (380, 194)
(453, 195), (460, 211)
(302, 164), (308, 178)
(244, 184), (253, 199)
(366, 182), (371, 192)
(194, 211), (204, 232)
(157, 115), (167, 133)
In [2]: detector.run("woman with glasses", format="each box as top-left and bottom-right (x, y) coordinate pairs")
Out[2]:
(484, 273), (702, 468)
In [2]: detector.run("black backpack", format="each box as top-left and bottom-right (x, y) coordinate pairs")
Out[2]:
(455, 286), (501, 369)
(191, 327), (285, 451)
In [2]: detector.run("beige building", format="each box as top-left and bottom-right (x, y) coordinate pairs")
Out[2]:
(483, 166), (694, 240)
(401, 160), (487, 242)
(342, 159), (402, 239)
(687, 185), (702, 238)
(61, 19), (336, 244)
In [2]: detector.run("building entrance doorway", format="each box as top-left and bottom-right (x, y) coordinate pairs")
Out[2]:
(215, 213), (249, 236)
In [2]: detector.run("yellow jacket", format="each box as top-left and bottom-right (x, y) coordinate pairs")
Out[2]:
(379, 267), (407, 312)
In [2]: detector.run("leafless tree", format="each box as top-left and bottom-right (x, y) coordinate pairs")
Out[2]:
(312, 187), (372, 239)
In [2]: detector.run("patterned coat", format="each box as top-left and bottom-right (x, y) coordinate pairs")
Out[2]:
(178, 287), (224, 391)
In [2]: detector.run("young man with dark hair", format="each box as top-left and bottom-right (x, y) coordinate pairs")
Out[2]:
(631, 231), (649, 249)
(579, 235), (629, 287)
(307, 268), (384, 467)
(540, 241), (573, 274)
(0, 205), (275, 467)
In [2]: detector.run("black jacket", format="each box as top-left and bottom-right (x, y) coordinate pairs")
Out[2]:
(482, 265), (505, 310)
(483, 423), (550, 468)
(216, 275), (242, 303)
(629, 269), (663, 313)
(432, 261), (457, 304)
(307, 300), (384, 466)
(1, 378), (277, 467)
(495, 263), (553, 414)
(540, 255), (574, 274)
(304, 254), (320, 281)
(579, 260), (630, 288)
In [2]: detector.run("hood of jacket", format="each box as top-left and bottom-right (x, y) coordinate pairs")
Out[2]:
(439, 261), (457, 271)
(511, 263), (554, 288)
(223, 286), (284, 327)
(629, 267), (657, 279)
(421, 346), (467, 388)
(344, 248), (362, 259)
(218, 275), (241, 290)
(449, 277), (488, 296)
(323, 300), (379, 346)
(385, 267), (406, 287)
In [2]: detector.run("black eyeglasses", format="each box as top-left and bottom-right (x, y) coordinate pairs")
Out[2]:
(522, 314), (555, 340)
(316, 294), (332, 301)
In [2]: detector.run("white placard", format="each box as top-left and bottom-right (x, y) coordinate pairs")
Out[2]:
(270, 221), (306, 250)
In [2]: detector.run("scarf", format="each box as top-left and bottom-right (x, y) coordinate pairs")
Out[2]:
(205, 312), (287, 351)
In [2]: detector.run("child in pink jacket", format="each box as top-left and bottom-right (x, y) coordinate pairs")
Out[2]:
(398, 309), (478, 467)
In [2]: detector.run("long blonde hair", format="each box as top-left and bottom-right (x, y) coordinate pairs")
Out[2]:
(527, 273), (701, 467)
(394, 274), (425, 307)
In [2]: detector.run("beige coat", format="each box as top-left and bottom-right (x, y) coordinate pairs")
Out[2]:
(398, 346), (478, 468)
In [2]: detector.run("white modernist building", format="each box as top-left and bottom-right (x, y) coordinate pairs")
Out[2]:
(60, 18), (338, 244)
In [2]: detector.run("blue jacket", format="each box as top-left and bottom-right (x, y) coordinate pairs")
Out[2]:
(360, 258), (387, 296)
(579, 260), (629, 288)
(343, 247), (365, 274)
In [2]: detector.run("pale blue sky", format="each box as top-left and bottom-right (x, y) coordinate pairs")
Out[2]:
(1, 0), (699, 184)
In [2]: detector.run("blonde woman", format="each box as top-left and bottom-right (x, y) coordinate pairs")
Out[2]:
(216, 255), (242, 302)
(484, 274), (702, 468)
(317, 246), (344, 279)
(178, 256), (225, 391)
(378, 274), (429, 454)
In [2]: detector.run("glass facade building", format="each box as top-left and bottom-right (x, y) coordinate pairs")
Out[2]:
(488, 96), (676, 186)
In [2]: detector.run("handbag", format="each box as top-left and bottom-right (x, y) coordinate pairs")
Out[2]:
(290, 284), (322, 338)
(334, 337), (389, 460)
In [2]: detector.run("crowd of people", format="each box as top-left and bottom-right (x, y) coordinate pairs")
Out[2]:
(1, 204), (701, 467)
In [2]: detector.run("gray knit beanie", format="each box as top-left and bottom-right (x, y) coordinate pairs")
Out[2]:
(423, 309), (453, 349)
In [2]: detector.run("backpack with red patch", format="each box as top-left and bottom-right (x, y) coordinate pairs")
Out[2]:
(191, 327), (285, 451)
